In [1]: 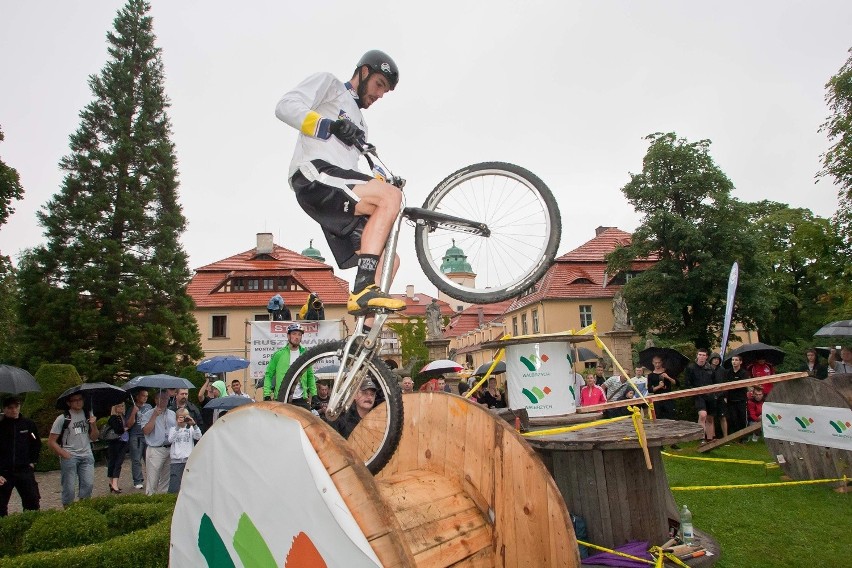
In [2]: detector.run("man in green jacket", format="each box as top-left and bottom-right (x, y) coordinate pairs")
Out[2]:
(264, 323), (316, 408)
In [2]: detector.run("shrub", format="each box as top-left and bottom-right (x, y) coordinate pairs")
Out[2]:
(105, 502), (172, 535)
(22, 364), (82, 436)
(0, 517), (172, 568)
(22, 506), (108, 553)
(69, 492), (177, 515)
(34, 440), (60, 472)
(0, 510), (60, 557)
(179, 364), (206, 391)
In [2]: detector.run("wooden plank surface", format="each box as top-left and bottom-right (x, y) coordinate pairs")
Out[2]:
(577, 371), (808, 414)
(526, 418), (703, 451)
(696, 422), (762, 453)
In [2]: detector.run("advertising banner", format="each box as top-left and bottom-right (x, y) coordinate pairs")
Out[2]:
(170, 408), (382, 567)
(762, 402), (852, 451)
(719, 261), (739, 360)
(248, 320), (342, 381)
(505, 341), (576, 417)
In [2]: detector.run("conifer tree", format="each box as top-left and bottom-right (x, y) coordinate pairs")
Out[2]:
(17, 0), (201, 381)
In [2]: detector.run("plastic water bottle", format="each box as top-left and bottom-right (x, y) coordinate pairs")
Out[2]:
(679, 504), (695, 545)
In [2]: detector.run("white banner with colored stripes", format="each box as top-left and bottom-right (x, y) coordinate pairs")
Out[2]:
(505, 342), (576, 417)
(762, 402), (852, 450)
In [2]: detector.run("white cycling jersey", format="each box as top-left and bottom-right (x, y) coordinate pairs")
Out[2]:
(275, 72), (368, 184)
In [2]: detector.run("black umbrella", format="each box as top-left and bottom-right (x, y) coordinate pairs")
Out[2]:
(639, 347), (691, 377)
(55, 382), (128, 416)
(474, 361), (506, 376)
(569, 347), (598, 363)
(814, 320), (852, 337)
(122, 374), (195, 391)
(723, 342), (785, 368)
(204, 396), (254, 411)
(0, 365), (41, 394)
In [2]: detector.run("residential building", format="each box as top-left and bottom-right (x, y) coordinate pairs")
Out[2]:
(187, 233), (352, 364)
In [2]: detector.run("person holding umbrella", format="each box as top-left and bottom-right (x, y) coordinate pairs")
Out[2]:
(47, 392), (99, 507)
(0, 395), (42, 516)
(828, 345), (852, 375)
(139, 390), (176, 495)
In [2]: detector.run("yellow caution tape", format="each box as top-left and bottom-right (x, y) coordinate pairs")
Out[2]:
(671, 476), (848, 491)
(522, 414), (632, 437)
(575, 541), (690, 567)
(661, 452), (771, 466)
(464, 335), (510, 399)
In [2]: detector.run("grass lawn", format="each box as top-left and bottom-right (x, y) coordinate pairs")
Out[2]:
(662, 439), (851, 568)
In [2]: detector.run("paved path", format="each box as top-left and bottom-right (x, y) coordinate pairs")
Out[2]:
(7, 457), (141, 514)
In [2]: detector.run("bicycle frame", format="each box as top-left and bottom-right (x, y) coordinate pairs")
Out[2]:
(322, 144), (491, 421)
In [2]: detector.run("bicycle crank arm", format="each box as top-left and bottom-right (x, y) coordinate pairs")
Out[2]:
(404, 207), (491, 237)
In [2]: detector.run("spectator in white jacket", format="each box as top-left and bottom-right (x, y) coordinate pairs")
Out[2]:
(167, 409), (201, 494)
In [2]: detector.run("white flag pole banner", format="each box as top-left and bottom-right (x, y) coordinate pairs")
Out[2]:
(506, 341), (576, 418)
(249, 320), (342, 380)
(170, 407), (381, 566)
(719, 261), (739, 360)
(763, 402), (852, 451)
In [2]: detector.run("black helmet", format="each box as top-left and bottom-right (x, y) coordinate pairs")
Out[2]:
(356, 50), (399, 90)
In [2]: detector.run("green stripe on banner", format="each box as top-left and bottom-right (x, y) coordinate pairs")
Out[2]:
(198, 513), (236, 568)
(234, 513), (276, 568)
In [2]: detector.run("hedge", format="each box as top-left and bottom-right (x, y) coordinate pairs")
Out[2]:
(0, 509), (60, 557)
(0, 516), (172, 568)
(104, 502), (173, 535)
(22, 506), (108, 553)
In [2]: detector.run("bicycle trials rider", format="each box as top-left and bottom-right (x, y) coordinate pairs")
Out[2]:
(275, 50), (406, 317)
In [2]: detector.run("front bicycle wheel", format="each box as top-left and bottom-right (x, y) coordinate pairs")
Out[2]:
(414, 162), (561, 304)
(277, 340), (403, 474)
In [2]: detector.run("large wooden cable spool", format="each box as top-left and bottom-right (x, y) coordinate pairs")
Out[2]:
(171, 395), (579, 567)
(764, 375), (852, 486)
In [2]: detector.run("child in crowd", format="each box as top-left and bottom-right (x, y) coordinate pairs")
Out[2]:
(167, 408), (201, 494)
(746, 386), (765, 442)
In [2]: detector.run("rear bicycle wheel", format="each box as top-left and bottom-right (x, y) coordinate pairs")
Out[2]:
(414, 162), (561, 304)
(277, 340), (403, 474)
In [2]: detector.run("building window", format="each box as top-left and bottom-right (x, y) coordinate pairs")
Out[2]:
(512, 317), (518, 336)
(232, 278), (244, 291)
(254, 314), (270, 321)
(579, 305), (593, 327)
(247, 279), (259, 291)
(521, 314), (528, 335)
(211, 315), (227, 338)
(262, 278), (275, 291)
(532, 309), (539, 333)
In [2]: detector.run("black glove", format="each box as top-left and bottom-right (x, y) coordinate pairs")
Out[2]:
(330, 119), (363, 146)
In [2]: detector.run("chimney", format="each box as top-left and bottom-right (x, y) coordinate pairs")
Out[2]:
(595, 226), (614, 236)
(406, 284), (414, 298)
(256, 232), (274, 254)
(477, 307), (485, 326)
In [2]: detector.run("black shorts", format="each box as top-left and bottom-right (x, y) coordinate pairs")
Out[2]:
(291, 160), (372, 269)
(695, 394), (718, 414)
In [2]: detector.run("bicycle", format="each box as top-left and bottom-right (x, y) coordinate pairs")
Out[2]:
(278, 142), (562, 473)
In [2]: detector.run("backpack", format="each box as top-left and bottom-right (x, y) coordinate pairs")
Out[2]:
(59, 408), (91, 446)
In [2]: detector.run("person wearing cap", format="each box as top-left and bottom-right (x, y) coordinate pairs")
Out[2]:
(0, 396), (42, 516)
(264, 322), (316, 407)
(276, 51), (407, 318)
(333, 379), (377, 439)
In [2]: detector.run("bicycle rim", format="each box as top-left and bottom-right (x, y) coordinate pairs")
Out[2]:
(415, 162), (561, 304)
(278, 340), (403, 474)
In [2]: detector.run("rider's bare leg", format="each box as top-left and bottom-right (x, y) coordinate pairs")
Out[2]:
(362, 249), (400, 329)
(347, 179), (405, 314)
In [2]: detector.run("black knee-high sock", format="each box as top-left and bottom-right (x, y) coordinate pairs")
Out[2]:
(353, 254), (380, 293)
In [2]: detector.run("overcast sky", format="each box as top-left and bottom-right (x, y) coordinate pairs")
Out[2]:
(1, 1), (850, 297)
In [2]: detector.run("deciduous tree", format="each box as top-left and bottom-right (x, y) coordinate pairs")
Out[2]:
(607, 132), (771, 347)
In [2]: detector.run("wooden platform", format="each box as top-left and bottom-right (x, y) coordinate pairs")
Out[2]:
(527, 419), (704, 550)
(376, 392), (580, 567)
